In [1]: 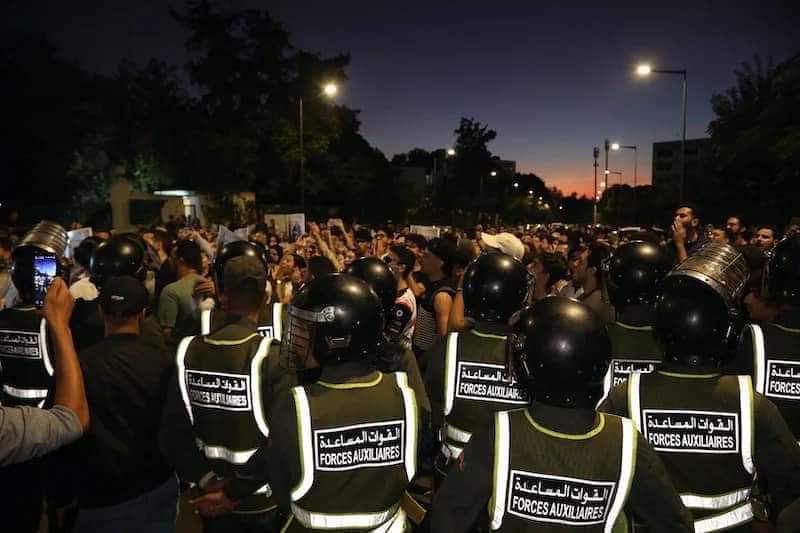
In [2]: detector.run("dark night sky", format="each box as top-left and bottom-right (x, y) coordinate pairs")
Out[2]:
(4, 1), (799, 196)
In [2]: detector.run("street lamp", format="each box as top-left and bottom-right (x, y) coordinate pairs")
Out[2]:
(611, 142), (638, 222)
(635, 63), (688, 202)
(300, 81), (339, 212)
(447, 148), (456, 156)
(490, 170), (497, 177)
(513, 182), (519, 188)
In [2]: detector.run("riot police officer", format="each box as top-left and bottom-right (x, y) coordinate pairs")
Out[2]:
(738, 234), (800, 443)
(345, 256), (431, 414)
(160, 255), (294, 532)
(192, 274), (419, 532)
(601, 243), (800, 531)
(425, 253), (529, 484)
(601, 240), (671, 400)
(197, 240), (286, 340)
(0, 222), (65, 532)
(430, 297), (693, 532)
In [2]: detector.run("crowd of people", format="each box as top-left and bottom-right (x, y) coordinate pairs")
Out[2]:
(0, 202), (798, 533)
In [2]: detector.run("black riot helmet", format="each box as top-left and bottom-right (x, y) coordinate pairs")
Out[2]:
(654, 242), (749, 367)
(74, 236), (104, 270)
(605, 241), (671, 308)
(763, 234), (800, 306)
(344, 257), (396, 312)
(214, 240), (268, 294)
(282, 274), (385, 369)
(90, 235), (145, 288)
(463, 253), (529, 322)
(508, 297), (611, 408)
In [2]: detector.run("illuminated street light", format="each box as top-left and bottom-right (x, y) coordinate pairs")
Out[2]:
(610, 142), (621, 151)
(636, 64), (652, 76)
(447, 148), (456, 156)
(490, 170), (497, 177)
(513, 182), (519, 188)
(322, 82), (339, 97)
(604, 170), (610, 175)
(528, 189), (534, 195)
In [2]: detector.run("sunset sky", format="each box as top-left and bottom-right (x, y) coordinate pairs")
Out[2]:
(6, 0), (798, 197)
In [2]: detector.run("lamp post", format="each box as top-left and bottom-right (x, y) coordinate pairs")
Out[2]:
(593, 147), (599, 225)
(299, 82), (339, 213)
(611, 142), (638, 223)
(636, 64), (687, 202)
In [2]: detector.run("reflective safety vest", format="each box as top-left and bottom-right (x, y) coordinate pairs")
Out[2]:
(601, 321), (663, 403)
(628, 372), (755, 532)
(747, 323), (800, 444)
(286, 371), (418, 532)
(441, 331), (529, 462)
(489, 409), (636, 532)
(0, 307), (54, 407)
(200, 302), (284, 340)
(176, 325), (275, 513)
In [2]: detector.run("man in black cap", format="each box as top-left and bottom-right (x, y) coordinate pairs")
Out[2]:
(73, 276), (177, 532)
(160, 255), (295, 533)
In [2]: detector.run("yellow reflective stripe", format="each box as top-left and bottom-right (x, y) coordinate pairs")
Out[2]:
(694, 501), (753, 532)
(40, 318), (54, 377)
(290, 387), (314, 501)
(489, 411), (510, 530)
(250, 336), (272, 438)
(317, 371), (383, 389)
(657, 370), (720, 378)
(773, 323), (800, 333)
(272, 303), (283, 341)
(605, 417), (637, 533)
(396, 372), (418, 482)
(443, 332), (458, 416)
(441, 442), (463, 460)
(176, 336), (196, 424)
(614, 322), (653, 331)
(290, 502), (402, 530)
(471, 330), (508, 340)
(681, 487), (751, 509)
(738, 375), (755, 475)
(203, 332), (261, 346)
(628, 373), (642, 431)
(200, 309), (211, 336)
(446, 423), (472, 444)
(196, 439), (258, 464)
(3, 384), (49, 399)
(525, 409), (606, 440)
(750, 325), (766, 394)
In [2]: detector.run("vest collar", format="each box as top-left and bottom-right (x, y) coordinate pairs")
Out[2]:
(524, 401), (604, 440)
(471, 321), (509, 339)
(657, 362), (720, 378)
(317, 362), (382, 389)
(616, 304), (653, 327)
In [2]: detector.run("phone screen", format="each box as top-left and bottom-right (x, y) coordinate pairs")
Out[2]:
(33, 252), (58, 307)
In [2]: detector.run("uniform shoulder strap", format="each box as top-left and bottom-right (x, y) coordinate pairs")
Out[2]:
(200, 309), (212, 336)
(627, 372), (643, 431)
(489, 410), (511, 531)
(176, 335), (198, 424)
(604, 416), (638, 533)
(290, 386), (314, 502)
(443, 332), (459, 416)
(737, 375), (755, 475)
(747, 324), (767, 394)
(250, 335), (273, 438)
(395, 372), (418, 482)
(39, 317), (54, 377)
(272, 302), (283, 341)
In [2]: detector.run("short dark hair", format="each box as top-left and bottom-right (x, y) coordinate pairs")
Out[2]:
(727, 214), (745, 227)
(676, 202), (701, 222)
(354, 228), (372, 242)
(405, 233), (427, 250)
(390, 245), (415, 278)
(427, 237), (458, 277)
(153, 230), (173, 255)
(175, 240), (203, 272)
(754, 224), (777, 237)
(540, 252), (569, 289)
(587, 241), (611, 283)
(293, 253), (307, 270)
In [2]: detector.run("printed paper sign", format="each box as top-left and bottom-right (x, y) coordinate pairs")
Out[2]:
(507, 470), (615, 526)
(314, 420), (405, 471)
